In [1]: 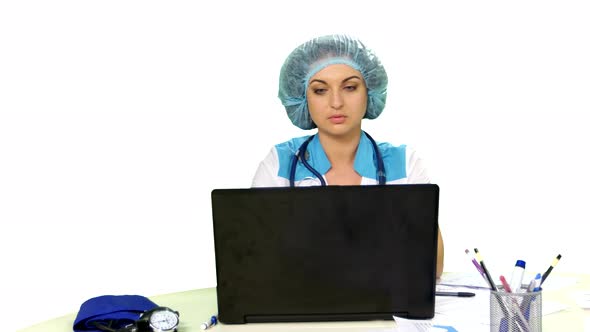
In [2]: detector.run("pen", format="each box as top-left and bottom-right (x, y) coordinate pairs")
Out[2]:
(465, 249), (487, 282)
(522, 273), (543, 320)
(200, 315), (218, 330)
(435, 291), (476, 297)
(473, 248), (525, 330)
(527, 273), (542, 292)
(499, 275), (512, 293)
(540, 254), (562, 285)
(532, 273), (542, 292)
(500, 275), (532, 331)
(473, 248), (497, 291)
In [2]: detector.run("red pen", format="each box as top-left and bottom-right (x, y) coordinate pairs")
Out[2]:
(499, 275), (512, 293)
(500, 275), (532, 331)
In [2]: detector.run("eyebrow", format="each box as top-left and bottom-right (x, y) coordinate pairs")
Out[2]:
(309, 75), (362, 85)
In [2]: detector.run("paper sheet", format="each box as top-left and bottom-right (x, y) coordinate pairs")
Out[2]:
(392, 316), (457, 332)
(574, 291), (590, 309)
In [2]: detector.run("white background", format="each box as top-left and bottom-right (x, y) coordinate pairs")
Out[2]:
(1, 1), (589, 331)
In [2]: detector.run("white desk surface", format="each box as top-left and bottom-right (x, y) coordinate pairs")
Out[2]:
(18, 273), (590, 332)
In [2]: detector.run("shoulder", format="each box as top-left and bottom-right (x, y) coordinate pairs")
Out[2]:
(372, 141), (407, 182)
(374, 139), (422, 162)
(374, 139), (430, 184)
(390, 143), (430, 184)
(274, 135), (311, 155)
(252, 135), (312, 187)
(273, 135), (312, 166)
(260, 135), (312, 161)
(376, 141), (407, 157)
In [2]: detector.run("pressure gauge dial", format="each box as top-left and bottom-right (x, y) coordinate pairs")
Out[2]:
(138, 307), (179, 332)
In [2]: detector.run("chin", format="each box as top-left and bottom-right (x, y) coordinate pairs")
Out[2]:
(319, 126), (359, 137)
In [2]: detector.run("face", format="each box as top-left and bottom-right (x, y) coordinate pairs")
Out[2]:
(307, 64), (368, 138)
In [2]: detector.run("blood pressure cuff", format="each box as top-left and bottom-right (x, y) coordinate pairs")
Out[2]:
(73, 295), (158, 332)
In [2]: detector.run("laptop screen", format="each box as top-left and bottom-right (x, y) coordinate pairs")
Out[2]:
(211, 184), (439, 324)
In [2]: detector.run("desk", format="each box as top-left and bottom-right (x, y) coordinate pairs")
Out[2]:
(18, 273), (590, 332)
(541, 273), (590, 331)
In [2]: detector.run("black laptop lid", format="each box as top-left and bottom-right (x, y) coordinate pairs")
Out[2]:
(211, 184), (439, 324)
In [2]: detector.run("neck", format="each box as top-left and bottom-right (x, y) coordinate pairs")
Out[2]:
(317, 130), (362, 167)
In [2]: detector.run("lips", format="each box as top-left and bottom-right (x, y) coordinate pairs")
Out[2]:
(329, 115), (346, 124)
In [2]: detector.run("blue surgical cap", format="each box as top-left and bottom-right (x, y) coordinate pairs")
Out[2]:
(278, 34), (388, 130)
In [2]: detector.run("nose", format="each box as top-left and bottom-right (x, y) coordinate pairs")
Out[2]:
(329, 90), (343, 109)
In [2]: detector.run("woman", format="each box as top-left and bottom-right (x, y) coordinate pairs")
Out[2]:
(252, 34), (444, 278)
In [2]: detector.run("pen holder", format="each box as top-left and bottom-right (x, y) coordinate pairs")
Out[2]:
(490, 286), (542, 332)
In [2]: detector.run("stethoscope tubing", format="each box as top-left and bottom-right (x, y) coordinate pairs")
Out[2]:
(289, 131), (385, 187)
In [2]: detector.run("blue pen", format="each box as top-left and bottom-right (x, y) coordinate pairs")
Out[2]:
(522, 273), (542, 320)
(532, 273), (542, 292)
(526, 273), (542, 292)
(200, 315), (218, 330)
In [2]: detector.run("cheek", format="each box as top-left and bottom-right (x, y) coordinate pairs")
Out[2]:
(352, 95), (368, 115)
(306, 96), (324, 115)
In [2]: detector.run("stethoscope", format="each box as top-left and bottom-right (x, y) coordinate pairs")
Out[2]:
(289, 131), (386, 187)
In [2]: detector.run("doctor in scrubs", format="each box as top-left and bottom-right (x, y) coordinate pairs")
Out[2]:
(252, 34), (444, 278)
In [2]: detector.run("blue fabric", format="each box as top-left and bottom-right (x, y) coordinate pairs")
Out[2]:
(276, 135), (316, 181)
(73, 295), (158, 332)
(433, 325), (459, 332)
(278, 34), (388, 130)
(377, 142), (407, 182)
(277, 132), (406, 182)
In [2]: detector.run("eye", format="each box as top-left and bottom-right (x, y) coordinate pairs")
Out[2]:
(343, 85), (357, 91)
(313, 88), (327, 95)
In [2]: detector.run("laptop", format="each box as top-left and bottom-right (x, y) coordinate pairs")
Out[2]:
(211, 184), (439, 324)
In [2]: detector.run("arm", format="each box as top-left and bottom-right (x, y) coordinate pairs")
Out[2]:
(437, 228), (444, 279)
(405, 146), (444, 278)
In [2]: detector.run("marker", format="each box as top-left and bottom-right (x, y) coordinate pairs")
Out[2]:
(509, 260), (526, 292)
(540, 254), (562, 285)
(436, 291), (476, 297)
(499, 275), (512, 293)
(473, 248), (497, 291)
(200, 315), (218, 330)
